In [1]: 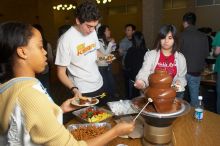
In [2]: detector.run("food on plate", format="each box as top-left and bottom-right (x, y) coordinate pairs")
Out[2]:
(98, 54), (116, 62)
(71, 97), (99, 107)
(77, 97), (98, 105)
(79, 98), (90, 105)
(106, 54), (115, 61)
(70, 125), (108, 140)
(80, 107), (112, 123)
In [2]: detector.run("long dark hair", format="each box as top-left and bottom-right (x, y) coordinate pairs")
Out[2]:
(131, 31), (146, 49)
(153, 24), (179, 54)
(97, 25), (109, 46)
(0, 21), (33, 82)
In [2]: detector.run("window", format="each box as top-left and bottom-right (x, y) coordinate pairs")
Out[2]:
(215, 0), (220, 4)
(108, 5), (137, 15)
(196, 0), (214, 6)
(163, 0), (186, 9)
(163, 0), (172, 9)
(173, 0), (186, 8)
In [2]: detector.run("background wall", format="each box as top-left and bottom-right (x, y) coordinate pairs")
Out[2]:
(196, 5), (220, 32)
(162, 0), (220, 33)
(0, 0), (38, 23)
(101, 0), (142, 42)
(0, 0), (220, 48)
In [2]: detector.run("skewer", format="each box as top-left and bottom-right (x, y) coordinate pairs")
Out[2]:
(133, 98), (153, 121)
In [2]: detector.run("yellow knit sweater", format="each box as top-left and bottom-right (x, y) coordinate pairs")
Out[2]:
(0, 77), (87, 146)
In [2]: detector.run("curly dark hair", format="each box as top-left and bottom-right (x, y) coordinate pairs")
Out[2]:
(153, 24), (179, 54)
(0, 21), (33, 81)
(75, 1), (101, 24)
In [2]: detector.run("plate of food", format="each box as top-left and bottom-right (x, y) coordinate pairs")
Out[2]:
(72, 106), (113, 123)
(71, 97), (99, 107)
(68, 122), (111, 140)
(98, 54), (116, 62)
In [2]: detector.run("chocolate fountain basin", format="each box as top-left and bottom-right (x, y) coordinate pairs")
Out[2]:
(131, 97), (191, 145)
(131, 97), (191, 127)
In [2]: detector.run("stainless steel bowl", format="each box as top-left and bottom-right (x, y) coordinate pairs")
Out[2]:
(131, 97), (191, 127)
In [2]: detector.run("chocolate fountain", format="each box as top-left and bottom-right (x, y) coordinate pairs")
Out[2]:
(132, 70), (190, 146)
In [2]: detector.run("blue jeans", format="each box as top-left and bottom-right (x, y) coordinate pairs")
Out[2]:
(186, 74), (201, 107)
(216, 73), (220, 114)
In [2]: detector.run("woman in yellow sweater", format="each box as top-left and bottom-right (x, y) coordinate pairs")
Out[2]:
(0, 22), (134, 146)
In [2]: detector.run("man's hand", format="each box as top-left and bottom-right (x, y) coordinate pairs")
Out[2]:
(71, 88), (82, 98)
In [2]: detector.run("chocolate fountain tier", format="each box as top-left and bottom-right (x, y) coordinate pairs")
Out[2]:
(131, 97), (191, 127)
(145, 87), (176, 113)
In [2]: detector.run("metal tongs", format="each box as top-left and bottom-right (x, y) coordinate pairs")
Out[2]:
(133, 98), (153, 121)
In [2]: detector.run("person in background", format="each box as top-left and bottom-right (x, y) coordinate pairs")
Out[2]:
(97, 25), (116, 100)
(119, 24), (136, 59)
(0, 21), (135, 146)
(58, 24), (72, 38)
(179, 12), (209, 106)
(118, 24), (136, 98)
(135, 24), (187, 99)
(124, 31), (148, 99)
(212, 31), (220, 114)
(33, 24), (54, 94)
(198, 27), (214, 53)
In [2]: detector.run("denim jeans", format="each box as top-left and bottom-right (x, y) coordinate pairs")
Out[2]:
(216, 73), (220, 114)
(186, 74), (201, 107)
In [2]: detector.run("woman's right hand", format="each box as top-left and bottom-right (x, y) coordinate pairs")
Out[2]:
(134, 80), (145, 89)
(112, 121), (135, 136)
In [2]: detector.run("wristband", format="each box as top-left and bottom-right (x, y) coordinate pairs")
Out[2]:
(142, 80), (147, 88)
(70, 86), (78, 92)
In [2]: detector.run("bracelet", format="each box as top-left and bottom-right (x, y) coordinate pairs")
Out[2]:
(142, 80), (147, 88)
(70, 86), (78, 91)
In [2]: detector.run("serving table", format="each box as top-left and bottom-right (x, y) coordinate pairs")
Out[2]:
(66, 108), (220, 146)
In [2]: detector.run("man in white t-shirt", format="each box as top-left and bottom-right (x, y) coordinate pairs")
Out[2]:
(55, 1), (106, 104)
